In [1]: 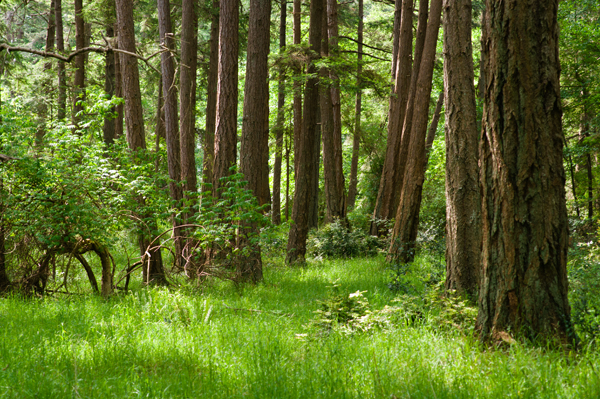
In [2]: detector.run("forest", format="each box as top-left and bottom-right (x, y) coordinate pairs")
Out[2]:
(0, 0), (599, 397)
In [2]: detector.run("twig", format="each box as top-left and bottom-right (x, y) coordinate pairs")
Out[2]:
(341, 50), (390, 62)
(338, 36), (392, 54)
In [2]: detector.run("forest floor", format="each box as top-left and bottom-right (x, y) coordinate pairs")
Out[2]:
(0, 254), (599, 398)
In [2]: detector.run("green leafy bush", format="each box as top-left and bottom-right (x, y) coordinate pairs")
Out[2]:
(307, 219), (383, 259)
(568, 242), (600, 344)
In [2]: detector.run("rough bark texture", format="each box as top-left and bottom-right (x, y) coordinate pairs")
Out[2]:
(113, 23), (124, 139)
(388, 0), (442, 263)
(116, 0), (167, 285)
(390, 0), (401, 83)
(73, 0), (86, 123)
(476, 0), (572, 344)
(443, 0), (481, 298)
(292, 0), (302, 179)
(102, 22), (116, 145)
(272, 0), (286, 225)
(346, 0), (363, 212)
(370, 0), (415, 236)
(202, 1), (219, 194)
(55, 0), (66, 120)
(239, 0), (272, 282)
(213, 0), (239, 196)
(286, 0), (322, 264)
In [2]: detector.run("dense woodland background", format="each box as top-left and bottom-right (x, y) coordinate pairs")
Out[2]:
(0, 0), (599, 347)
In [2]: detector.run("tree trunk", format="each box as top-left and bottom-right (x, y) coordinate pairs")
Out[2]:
(390, 0), (402, 83)
(388, 0), (442, 263)
(424, 90), (443, 167)
(239, 0), (271, 282)
(346, 0), (363, 212)
(213, 0), (239, 196)
(55, 0), (67, 120)
(286, 0), (322, 264)
(73, 0), (86, 124)
(443, 0), (481, 298)
(370, 0), (417, 236)
(272, 0), (286, 225)
(36, 0), (56, 146)
(116, 0), (167, 285)
(102, 21), (116, 145)
(202, 1), (219, 195)
(158, 0), (184, 268)
(114, 22), (124, 139)
(292, 0), (302, 180)
(476, 0), (572, 344)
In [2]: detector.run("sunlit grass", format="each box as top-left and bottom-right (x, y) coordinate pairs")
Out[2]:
(0, 255), (598, 398)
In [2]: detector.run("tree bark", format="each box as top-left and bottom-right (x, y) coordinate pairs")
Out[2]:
(272, 0), (287, 225)
(424, 90), (443, 167)
(346, 0), (363, 212)
(113, 21), (124, 139)
(443, 0), (481, 298)
(476, 0), (572, 344)
(239, 0), (272, 282)
(36, 0), (56, 146)
(73, 0), (86, 124)
(286, 0), (322, 264)
(102, 20), (116, 145)
(55, 0), (67, 120)
(116, 0), (167, 285)
(292, 0), (302, 180)
(388, 0), (442, 263)
(213, 0), (239, 196)
(202, 0), (219, 194)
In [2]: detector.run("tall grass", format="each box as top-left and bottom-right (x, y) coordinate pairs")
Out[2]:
(0, 256), (598, 398)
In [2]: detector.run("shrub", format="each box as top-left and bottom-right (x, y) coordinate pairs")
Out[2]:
(568, 242), (600, 344)
(307, 219), (383, 259)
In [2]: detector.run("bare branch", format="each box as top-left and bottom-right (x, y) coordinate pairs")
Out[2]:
(339, 36), (392, 54)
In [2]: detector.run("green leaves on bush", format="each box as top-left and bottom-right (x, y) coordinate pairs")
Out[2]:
(307, 219), (383, 259)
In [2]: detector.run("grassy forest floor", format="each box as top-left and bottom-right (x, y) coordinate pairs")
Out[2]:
(1, 253), (599, 398)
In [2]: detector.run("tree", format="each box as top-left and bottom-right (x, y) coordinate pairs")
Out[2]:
(116, 0), (167, 285)
(73, 0), (86, 124)
(286, 0), (322, 264)
(102, 2), (117, 145)
(388, 0), (442, 263)
(239, 0), (272, 281)
(476, 0), (572, 344)
(55, 0), (67, 120)
(202, 1), (219, 195)
(272, 0), (286, 225)
(443, 0), (481, 297)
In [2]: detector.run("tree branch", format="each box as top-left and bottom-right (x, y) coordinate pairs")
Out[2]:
(339, 36), (392, 54)
(341, 50), (390, 62)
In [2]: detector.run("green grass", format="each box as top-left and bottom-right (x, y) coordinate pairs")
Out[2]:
(0, 256), (599, 398)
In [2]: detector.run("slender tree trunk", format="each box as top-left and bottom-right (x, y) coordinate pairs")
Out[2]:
(370, 0), (417, 235)
(285, 134), (290, 221)
(116, 0), (167, 285)
(578, 84), (593, 222)
(73, 0), (86, 124)
(424, 90), (443, 166)
(203, 0), (219, 194)
(213, 0), (238, 196)
(286, 0), (322, 264)
(272, 0), (287, 225)
(36, 0), (55, 146)
(0, 183), (10, 292)
(103, 21), (116, 145)
(443, 0), (481, 298)
(158, 0), (184, 268)
(55, 0), (67, 120)
(292, 0), (302, 179)
(155, 75), (166, 141)
(476, 0), (571, 344)
(391, 0), (402, 83)
(388, 0), (442, 263)
(114, 21), (124, 139)
(346, 0), (363, 212)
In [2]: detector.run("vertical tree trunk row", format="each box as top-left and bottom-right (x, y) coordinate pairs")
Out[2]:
(202, 1), (219, 194)
(73, 0), (86, 124)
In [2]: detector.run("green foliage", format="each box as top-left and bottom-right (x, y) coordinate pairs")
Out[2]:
(311, 282), (373, 333)
(568, 242), (600, 344)
(307, 219), (383, 259)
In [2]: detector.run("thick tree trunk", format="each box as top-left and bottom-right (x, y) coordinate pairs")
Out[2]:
(158, 0), (184, 268)
(292, 0), (302, 180)
(388, 0), (442, 263)
(73, 0), (86, 124)
(55, 0), (66, 120)
(286, 0), (322, 264)
(272, 0), (286, 225)
(346, 0), (363, 212)
(202, 1), (219, 194)
(476, 0), (572, 344)
(116, 0), (167, 285)
(213, 0), (239, 196)
(239, 0), (272, 282)
(443, 0), (481, 298)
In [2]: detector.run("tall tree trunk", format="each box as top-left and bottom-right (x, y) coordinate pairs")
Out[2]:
(286, 0), (322, 264)
(388, 0), (442, 263)
(578, 83), (593, 222)
(73, 0), (86, 124)
(272, 0), (287, 225)
(202, 0), (219, 194)
(103, 21), (116, 145)
(114, 21), (124, 139)
(158, 0), (184, 268)
(213, 0), (238, 196)
(346, 0), (363, 212)
(0, 180), (10, 292)
(116, 0), (167, 285)
(370, 0), (418, 236)
(292, 0), (302, 180)
(476, 0), (571, 344)
(424, 90), (443, 167)
(443, 0), (481, 298)
(390, 0), (402, 83)
(239, 0), (271, 282)
(36, 0), (56, 146)
(55, 0), (67, 120)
